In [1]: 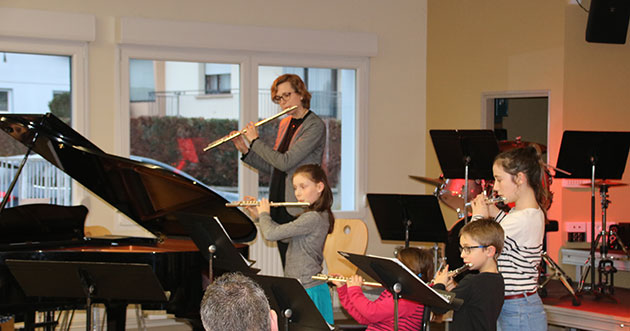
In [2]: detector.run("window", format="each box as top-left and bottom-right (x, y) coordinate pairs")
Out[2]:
(128, 60), (241, 199)
(0, 51), (75, 207)
(0, 90), (9, 112)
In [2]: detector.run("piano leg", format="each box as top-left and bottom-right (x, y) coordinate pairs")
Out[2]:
(105, 304), (126, 331)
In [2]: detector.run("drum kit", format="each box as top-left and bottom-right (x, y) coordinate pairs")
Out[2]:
(412, 138), (549, 217)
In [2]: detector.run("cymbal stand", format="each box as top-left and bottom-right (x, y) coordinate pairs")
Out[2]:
(594, 183), (617, 296)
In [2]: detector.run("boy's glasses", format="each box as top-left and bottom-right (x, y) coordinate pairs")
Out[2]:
(272, 92), (293, 103)
(459, 245), (488, 254)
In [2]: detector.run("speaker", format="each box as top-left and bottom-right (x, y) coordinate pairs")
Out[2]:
(586, 0), (630, 44)
(608, 223), (630, 250)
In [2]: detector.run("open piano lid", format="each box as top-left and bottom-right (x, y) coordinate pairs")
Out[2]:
(0, 113), (256, 243)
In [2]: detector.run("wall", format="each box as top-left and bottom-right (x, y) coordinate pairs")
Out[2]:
(0, 0), (428, 259)
(427, 0), (630, 285)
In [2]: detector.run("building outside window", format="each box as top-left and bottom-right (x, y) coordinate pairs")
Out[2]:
(0, 52), (72, 207)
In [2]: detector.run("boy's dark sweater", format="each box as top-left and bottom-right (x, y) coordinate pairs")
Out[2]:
(433, 272), (504, 331)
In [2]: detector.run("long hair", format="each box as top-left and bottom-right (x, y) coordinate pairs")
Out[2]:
(292, 164), (335, 233)
(396, 247), (435, 283)
(494, 145), (553, 213)
(270, 74), (312, 109)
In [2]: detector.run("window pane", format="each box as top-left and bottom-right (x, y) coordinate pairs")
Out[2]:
(0, 52), (72, 207)
(129, 60), (240, 201)
(258, 66), (356, 211)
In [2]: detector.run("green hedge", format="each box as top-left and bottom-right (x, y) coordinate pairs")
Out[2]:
(130, 116), (341, 187)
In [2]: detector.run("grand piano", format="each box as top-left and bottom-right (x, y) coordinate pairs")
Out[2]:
(0, 113), (257, 330)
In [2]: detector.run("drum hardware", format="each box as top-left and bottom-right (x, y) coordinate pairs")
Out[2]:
(498, 137), (547, 154)
(579, 179), (626, 298)
(538, 252), (580, 306)
(203, 105), (297, 151)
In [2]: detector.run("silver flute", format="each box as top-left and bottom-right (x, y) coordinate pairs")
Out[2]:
(464, 196), (506, 208)
(225, 201), (309, 207)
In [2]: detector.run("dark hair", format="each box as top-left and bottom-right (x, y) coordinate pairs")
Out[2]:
(396, 247), (435, 283)
(293, 164), (335, 233)
(271, 74), (312, 109)
(200, 272), (271, 331)
(460, 218), (505, 259)
(494, 145), (553, 212)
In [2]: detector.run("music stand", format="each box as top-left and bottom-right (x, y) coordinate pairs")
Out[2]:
(249, 274), (331, 331)
(6, 259), (167, 331)
(555, 130), (630, 298)
(367, 194), (447, 248)
(176, 213), (257, 281)
(338, 251), (462, 331)
(430, 130), (499, 222)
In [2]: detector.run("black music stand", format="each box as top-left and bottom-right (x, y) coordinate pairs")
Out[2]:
(5, 259), (167, 331)
(176, 213), (257, 281)
(367, 194), (447, 249)
(555, 131), (630, 299)
(430, 130), (499, 222)
(338, 251), (462, 331)
(250, 274), (331, 331)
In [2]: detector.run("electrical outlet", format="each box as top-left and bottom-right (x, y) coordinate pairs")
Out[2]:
(565, 222), (586, 232)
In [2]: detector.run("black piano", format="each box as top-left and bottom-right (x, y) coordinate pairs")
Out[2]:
(0, 113), (257, 330)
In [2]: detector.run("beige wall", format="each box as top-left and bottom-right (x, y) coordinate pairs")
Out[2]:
(0, 1), (428, 258)
(428, 0), (630, 285)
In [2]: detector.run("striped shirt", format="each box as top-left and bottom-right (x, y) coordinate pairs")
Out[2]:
(337, 286), (424, 331)
(494, 208), (544, 295)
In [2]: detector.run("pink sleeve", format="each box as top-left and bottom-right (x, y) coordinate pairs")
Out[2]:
(344, 287), (396, 324)
(336, 286), (371, 325)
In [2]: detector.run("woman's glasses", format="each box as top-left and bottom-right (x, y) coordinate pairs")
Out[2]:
(272, 92), (293, 104)
(459, 245), (488, 254)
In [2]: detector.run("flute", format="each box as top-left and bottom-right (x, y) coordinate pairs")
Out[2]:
(464, 196), (506, 208)
(312, 274), (382, 287)
(225, 201), (310, 208)
(429, 262), (473, 285)
(203, 105), (298, 151)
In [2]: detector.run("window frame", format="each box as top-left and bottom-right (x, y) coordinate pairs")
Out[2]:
(117, 19), (374, 219)
(0, 36), (90, 207)
(0, 89), (11, 112)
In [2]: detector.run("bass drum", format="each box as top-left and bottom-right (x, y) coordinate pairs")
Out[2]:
(436, 179), (484, 217)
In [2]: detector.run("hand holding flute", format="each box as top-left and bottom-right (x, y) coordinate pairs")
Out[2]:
(469, 194), (503, 219)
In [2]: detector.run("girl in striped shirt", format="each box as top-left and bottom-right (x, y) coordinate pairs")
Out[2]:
(471, 145), (551, 331)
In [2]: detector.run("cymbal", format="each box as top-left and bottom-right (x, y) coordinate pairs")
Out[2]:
(498, 139), (547, 153)
(408, 175), (442, 187)
(579, 180), (628, 188)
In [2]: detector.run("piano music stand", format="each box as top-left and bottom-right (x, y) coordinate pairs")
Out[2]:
(338, 251), (462, 331)
(430, 130), (499, 222)
(5, 259), (167, 331)
(176, 213), (256, 281)
(249, 274), (331, 331)
(555, 130), (630, 299)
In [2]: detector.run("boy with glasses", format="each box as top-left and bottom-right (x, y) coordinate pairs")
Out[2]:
(432, 218), (505, 331)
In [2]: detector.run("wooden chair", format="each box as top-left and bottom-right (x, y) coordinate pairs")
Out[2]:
(324, 219), (368, 276)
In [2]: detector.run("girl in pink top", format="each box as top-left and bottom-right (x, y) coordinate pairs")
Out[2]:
(332, 247), (434, 331)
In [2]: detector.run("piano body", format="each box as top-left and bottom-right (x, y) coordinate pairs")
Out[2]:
(0, 113), (257, 330)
